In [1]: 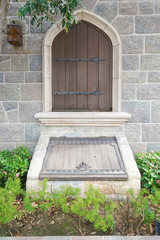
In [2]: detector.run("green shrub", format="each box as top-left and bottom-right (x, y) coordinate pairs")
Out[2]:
(0, 145), (31, 187)
(135, 151), (160, 191)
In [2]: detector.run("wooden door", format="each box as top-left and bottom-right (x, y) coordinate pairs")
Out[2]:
(52, 21), (112, 111)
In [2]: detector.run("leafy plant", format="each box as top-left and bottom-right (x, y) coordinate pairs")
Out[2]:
(0, 145), (31, 187)
(135, 151), (160, 191)
(149, 187), (160, 222)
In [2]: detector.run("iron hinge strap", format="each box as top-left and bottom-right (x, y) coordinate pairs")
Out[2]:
(54, 57), (107, 63)
(54, 91), (105, 97)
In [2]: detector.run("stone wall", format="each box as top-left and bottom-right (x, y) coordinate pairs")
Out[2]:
(0, 0), (160, 153)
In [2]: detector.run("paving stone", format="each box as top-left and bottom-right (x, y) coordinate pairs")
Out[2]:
(25, 71), (42, 83)
(124, 124), (140, 142)
(30, 55), (42, 71)
(148, 71), (160, 83)
(119, 2), (138, 15)
(19, 102), (42, 123)
(122, 55), (139, 70)
(5, 72), (24, 83)
(122, 84), (136, 100)
(0, 56), (10, 71)
(112, 16), (134, 34)
(155, 2), (160, 14)
(130, 143), (146, 154)
(0, 124), (24, 142)
(141, 55), (160, 70)
(122, 36), (143, 54)
(44, 236), (70, 240)
(11, 55), (29, 71)
(135, 16), (160, 33)
(142, 124), (160, 142)
(151, 101), (160, 123)
(0, 143), (16, 151)
(7, 109), (18, 123)
(94, 2), (118, 23)
(122, 101), (150, 123)
(22, 34), (44, 54)
(139, 2), (154, 14)
(1, 34), (22, 54)
(137, 84), (160, 100)
(30, 17), (52, 34)
(0, 84), (20, 101)
(122, 71), (147, 83)
(145, 35), (160, 53)
(25, 124), (41, 142)
(0, 73), (4, 83)
(8, 2), (23, 16)
(21, 83), (42, 101)
(3, 102), (18, 111)
(72, 236), (102, 240)
(0, 103), (8, 123)
(79, 0), (97, 11)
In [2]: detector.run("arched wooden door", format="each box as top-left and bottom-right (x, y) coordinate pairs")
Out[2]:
(52, 21), (112, 111)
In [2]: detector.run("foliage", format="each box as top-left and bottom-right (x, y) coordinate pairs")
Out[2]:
(17, 0), (81, 31)
(149, 187), (160, 222)
(0, 145), (31, 187)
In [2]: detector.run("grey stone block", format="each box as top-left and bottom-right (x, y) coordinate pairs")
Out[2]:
(141, 55), (160, 70)
(3, 102), (18, 111)
(0, 103), (8, 123)
(122, 55), (139, 70)
(1, 35), (22, 54)
(122, 84), (136, 100)
(0, 124), (24, 142)
(112, 16), (134, 34)
(16, 142), (37, 154)
(139, 2), (154, 14)
(94, 2), (118, 23)
(8, 16), (29, 34)
(21, 83), (42, 101)
(22, 34), (44, 54)
(25, 124), (40, 142)
(8, 2), (23, 16)
(25, 71), (42, 83)
(122, 101), (150, 123)
(30, 18), (52, 34)
(0, 56), (10, 71)
(142, 124), (160, 142)
(0, 73), (4, 83)
(79, 0), (97, 11)
(147, 143), (160, 152)
(119, 2), (138, 15)
(155, 2), (160, 14)
(130, 143), (146, 154)
(136, 16), (160, 33)
(137, 84), (160, 100)
(30, 55), (42, 71)
(0, 143), (16, 151)
(148, 72), (160, 83)
(11, 55), (29, 71)
(7, 109), (18, 123)
(151, 101), (160, 123)
(5, 72), (24, 83)
(122, 36), (143, 54)
(19, 102), (42, 123)
(122, 71), (147, 83)
(124, 124), (140, 142)
(145, 35), (160, 53)
(0, 84), (20, 101)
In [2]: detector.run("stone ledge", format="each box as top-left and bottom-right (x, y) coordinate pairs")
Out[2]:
(0, 236), (160, 239)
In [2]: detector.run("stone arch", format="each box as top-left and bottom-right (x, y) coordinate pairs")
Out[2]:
(42, 10), (122, 112)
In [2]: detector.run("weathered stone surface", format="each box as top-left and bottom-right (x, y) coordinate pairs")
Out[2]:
(0, 143), (16, 151)
(145, 35), (160, 53)
(139, 2), (154, 14)
(0, 56), (10, 71)
(5, 72), (24, 83)
(122, 36), (143, 54)
(147, 143), (160, 152)
(122, 55), (139, 70)
(0, 73), (4, 83)
(130, 143), (146, 153)
(1, 35), (22, 54)
(19, 102), (42, 123)
(151, 101), (160, 123)
(122, 84), (136, 100)
(30, 18), (52, 34)
(155, 2), (160, 14)
(148, 71), (160, 83)
(79, 0), (97, 11)
(122, 101), (150, 123)
(94, 2), (118, 23)
(11, 55), (29, 71)
(142, 124), (160, 142)
(21, 84), (42, 101)
(0, 84), (20, 101)
(122, 71), (147, 83)
(3, 102), (18, 111)
(93, 126), (123, 133)
(25, 124), (40, 142)
(119, 2), (138, 15)
(141, 55), (160, 70)
(84, 181), (115, 195)
(0, 103), (8, 123)
(8, 16), (29, 34)
(8, 3), (23, 16)
(112, 16), (134, 34)
(124, 124), (140, 142)
(7, 110), (18, 123)
(135, 16), (160, 33)
(137, 84), (160, 100)
(25, 71), (42, 83)
(0, 124), (24, 142)
(22, 34), (44, 54)
(30, 55), (42, 71)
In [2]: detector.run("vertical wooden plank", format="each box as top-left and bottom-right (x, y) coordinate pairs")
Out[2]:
(99, 32), (112, 111)
(77, 23), (88, 109)
(87, 25), (99, 110)
(65, 26), (77, 109)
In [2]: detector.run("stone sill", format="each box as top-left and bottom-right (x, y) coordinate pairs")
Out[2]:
(35, 112), (131, 126)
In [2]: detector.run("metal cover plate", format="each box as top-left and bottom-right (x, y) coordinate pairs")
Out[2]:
(40, 137), (128, 180)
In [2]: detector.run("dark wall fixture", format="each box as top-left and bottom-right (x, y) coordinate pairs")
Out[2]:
(7, 24), (22, 46)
